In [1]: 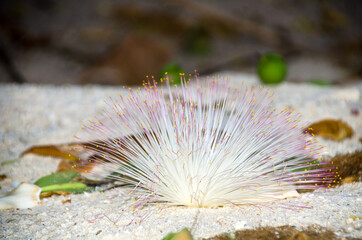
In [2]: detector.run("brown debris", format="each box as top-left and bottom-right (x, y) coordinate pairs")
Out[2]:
(205, 225), (342, 240)
(300, 149), (361, 191)
(327, 150), (362, 184)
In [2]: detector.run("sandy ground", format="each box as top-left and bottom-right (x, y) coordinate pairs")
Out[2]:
(0, 73), (361, 239)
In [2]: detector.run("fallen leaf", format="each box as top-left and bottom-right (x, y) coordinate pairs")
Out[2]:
(21, 141), (116, 174)
(163, 228), (193, 240)
(342, 176), (355, 184)
(34, 171), (80, 187)
(57, 159), (77, 172)
(21, 145), (79, 161)
(33, 172), (105, 194)
(305, 119), (354, 141)
(21, 135), (145, 178)
(62, 199), (71, 204)
(40, 182), (88, 193)
(40, 191), (71, 199)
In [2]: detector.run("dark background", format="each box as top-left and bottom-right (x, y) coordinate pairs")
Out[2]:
(0, 0), (361, 85)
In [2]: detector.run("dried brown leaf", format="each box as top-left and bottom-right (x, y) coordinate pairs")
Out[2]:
(57, 159), (79, 172)
(61, 199), (71, 204)
(305, 119), (354, 141)
(21, 135), (145, 175)
(21, 144), (81, 161)
(342, 176), (356, 184)
(21, 143), (93, 173)
(39, 191), (71, 199)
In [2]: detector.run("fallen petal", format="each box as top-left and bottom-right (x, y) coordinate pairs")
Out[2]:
(0, 183), (41, 210)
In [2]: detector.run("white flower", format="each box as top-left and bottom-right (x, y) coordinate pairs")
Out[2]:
(76, 75), (335, 208)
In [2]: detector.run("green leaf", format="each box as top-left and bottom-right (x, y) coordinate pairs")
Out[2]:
(308, 79), (332, 87)
(34, 171), (80, 187)
(162, 228), (193, 240)
(226, 232), (236, 239)
(159, 63), (184, 85)
(40, 182), (88, 193)
(163, 232), (177, 240)
(283, 157), (321, 173)
(1, 158), (21, 165)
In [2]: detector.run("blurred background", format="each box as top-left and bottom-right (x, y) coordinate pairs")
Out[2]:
(0, 0), (361, 86)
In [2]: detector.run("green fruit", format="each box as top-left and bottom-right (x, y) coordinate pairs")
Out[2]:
(159, 63), (184, 85)
(257, 53), (287, 84)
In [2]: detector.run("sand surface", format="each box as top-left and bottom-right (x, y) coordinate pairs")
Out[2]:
(0, 73), (361, 239)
